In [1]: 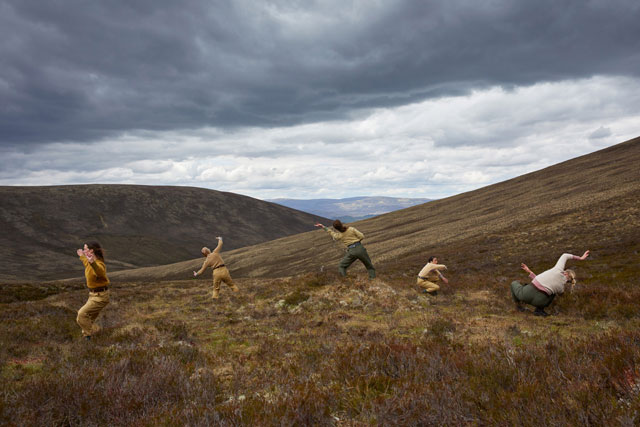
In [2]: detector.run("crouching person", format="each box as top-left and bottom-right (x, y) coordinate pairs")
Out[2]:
(193, 236), (239, 299)
(512, 250), (590, 316)
(76, 241), (110, 340)
(417, 256), (448, 296)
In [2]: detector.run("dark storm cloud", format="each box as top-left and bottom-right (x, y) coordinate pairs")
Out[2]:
(1, 0), (639, 146)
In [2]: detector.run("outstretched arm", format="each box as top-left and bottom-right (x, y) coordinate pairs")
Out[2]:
(521, 263), (537, 280)
(315, 223), (341, 241)
(193, 259), (209, 277)
(554, 251), (590, 270)
(436, 270), (449, 284)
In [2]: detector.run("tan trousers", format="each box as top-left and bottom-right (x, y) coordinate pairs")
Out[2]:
(417, 277), (440, 293)
(212, 266), (239, 298)
(77, 290), (110, 337)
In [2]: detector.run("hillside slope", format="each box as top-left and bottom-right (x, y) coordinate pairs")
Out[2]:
(109, 136), (640, 283)
(0, 185), (328, 281)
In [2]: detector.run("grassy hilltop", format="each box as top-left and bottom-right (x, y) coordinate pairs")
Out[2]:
(1, 137), (640, 425)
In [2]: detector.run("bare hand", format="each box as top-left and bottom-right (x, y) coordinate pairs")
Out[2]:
(521, 263), (531, 273)
(216, 236), (222, 240)
(314, 223), (324, 228)
(193, 271), (198, 277)
(76, 249), (84, 257)
(442, 277), (449, 284)
(580, 250), (590, 260)
(84, 248), (96, 263)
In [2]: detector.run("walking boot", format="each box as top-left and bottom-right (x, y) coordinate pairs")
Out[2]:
(212, 289), (220, 299)
(533, 308), (549, 317)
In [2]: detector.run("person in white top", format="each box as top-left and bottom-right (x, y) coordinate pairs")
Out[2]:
(511, 250), (590, 316)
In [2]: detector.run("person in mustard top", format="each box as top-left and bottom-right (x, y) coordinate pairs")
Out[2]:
(315, 220), (376, 279)
(76, 241), (110, 340)
(193, 236), (239, 299)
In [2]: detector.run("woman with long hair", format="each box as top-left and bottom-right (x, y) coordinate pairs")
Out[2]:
(511, 250), (589, 316)
(315, 220), (376, 279)
(76, 241), (110, 340)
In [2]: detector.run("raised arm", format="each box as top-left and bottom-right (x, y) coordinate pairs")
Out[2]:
(213, 236), (223, 254)
(88, 259), (107, 279)
(554, 251), (590, 270)
(79, 248), (107, 279)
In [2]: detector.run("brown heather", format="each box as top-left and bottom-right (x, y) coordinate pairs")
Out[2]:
(1, 137), (640, 425)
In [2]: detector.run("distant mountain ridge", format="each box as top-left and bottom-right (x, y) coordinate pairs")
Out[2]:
(0, 184), (328, 281)
(267, 196), (432, 221)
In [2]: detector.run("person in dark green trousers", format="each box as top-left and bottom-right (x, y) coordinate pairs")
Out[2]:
(512, 251), (590, 316)
(315, 220), (376, 279)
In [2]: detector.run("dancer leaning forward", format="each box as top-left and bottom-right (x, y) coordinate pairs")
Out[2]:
(193, 236), (239, 299)
(315, 220), (377, 280)
(511, 250), (590, 316)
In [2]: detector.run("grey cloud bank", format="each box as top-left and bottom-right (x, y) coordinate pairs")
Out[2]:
(1, 0), (639, 199)
(2, 0), (639, 145)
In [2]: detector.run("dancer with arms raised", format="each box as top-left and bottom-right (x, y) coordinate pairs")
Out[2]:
(193, 237), (239, 299)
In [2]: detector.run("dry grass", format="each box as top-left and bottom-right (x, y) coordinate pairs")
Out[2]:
(2, 264), (640, 425)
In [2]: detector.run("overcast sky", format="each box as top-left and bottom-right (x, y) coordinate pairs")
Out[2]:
(1, 0), (639, 200)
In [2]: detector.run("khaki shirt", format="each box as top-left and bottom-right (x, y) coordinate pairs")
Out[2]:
(196, 239), (225, 276)
(324, 226), (365, 247)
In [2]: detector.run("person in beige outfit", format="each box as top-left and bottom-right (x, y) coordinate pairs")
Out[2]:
(417, 256), (448, 296)
(76, 241), (110, 340)
(193, 237), (239, 299)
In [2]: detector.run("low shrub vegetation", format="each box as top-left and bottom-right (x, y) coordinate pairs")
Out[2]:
(2, 257), (640, 424)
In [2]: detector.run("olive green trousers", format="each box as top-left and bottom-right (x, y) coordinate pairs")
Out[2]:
(339, 243), (376, 279)
(510, 281), (555, 309)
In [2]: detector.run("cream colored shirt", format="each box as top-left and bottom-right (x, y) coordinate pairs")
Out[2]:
(418, 262), (446, 281)
(324, 226), (364, 247)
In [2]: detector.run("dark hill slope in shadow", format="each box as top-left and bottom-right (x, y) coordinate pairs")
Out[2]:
(108, 136), (640, 283)
(0, 185), (328, 281)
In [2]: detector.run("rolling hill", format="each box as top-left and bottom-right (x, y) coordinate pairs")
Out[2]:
(0, 185), (328, 281)
(108, 136), (640, 283)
